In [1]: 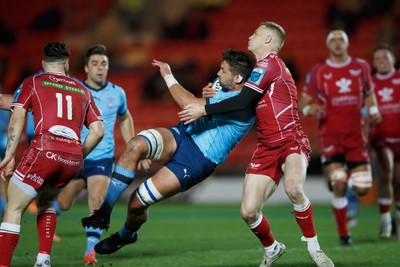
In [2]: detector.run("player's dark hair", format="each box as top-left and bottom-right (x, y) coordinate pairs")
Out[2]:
(43, 42), (70, 63)
(222, 49), (255, 82)
(84, 44), (108, 65)
(373, 44), (394, 57)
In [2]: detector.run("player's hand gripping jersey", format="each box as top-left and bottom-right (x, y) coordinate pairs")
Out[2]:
(187, 78), (255, 165)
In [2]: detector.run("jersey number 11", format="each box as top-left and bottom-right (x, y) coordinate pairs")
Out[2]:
(56, 93), (73, 120)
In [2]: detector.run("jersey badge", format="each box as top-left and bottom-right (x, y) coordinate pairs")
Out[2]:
(107, 97), (116, 107)
(336, 78), (352, 93)
(378, 87), (394, 102)
(212, 78), (222, 91)
(249, 68), (266, 85)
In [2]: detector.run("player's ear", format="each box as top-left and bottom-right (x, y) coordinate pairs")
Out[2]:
(235, 74), (243, 84)
(265, 34), (272, 44)
(64, 61), (70, 73)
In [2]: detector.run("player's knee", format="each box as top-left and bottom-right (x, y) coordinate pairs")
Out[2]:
(284, 182), (303, 201)
(240, 204), (258, 223)
(57, 200), (71, 211)
(349, 171), (372, 196)
(137, 129), (164, 160)
(329, 168), (347, 187)
(124, 137), (147, 160)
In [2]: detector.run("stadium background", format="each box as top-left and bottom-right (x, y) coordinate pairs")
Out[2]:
(0, 0), (398, 203)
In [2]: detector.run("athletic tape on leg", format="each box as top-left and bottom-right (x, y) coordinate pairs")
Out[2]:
(349, 171), (372, 188)
(138, 129), (164, 160)
(136, 178), (164, 206)
(329, 168), (347, 186)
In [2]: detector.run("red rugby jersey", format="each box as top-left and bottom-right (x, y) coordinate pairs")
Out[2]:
(371, 69), (400, 138)
(244, 52), (305, 144)
(11, 71), (102, 155)
(303, 57), (374, 134)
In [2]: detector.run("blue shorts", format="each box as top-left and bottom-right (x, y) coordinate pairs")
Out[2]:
(75, 158), (114, 182)
(166, 123), (216, 192)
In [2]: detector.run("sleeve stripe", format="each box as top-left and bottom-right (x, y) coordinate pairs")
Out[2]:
(244, 83), (263, 93)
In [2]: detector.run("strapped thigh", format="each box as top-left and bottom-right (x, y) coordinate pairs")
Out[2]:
(138, 129), (164, 160)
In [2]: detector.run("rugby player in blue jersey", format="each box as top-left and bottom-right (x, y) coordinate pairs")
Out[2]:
(56, 44), (140, 265)
(81, 49), (255, 255)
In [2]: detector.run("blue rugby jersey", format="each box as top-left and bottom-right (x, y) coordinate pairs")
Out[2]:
(187, 86), (255, 165)
(81, 81), (128, 160)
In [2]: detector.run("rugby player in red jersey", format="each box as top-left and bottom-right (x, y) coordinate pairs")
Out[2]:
(369, 44), (400, 238)
(0, 42), (104, 267)
(179, 22), (334, 267)
(299, 30), (381, 245)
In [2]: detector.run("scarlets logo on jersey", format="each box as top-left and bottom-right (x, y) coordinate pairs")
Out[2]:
(249, 68), (266, 85)
(378, 87), (394, 102)
(335, 78), (352, 93)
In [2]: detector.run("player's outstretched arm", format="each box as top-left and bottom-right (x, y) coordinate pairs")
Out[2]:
(152, 59), (205, 109)
(82, 121), (104, 158)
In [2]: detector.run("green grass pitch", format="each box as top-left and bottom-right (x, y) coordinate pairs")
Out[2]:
(11, 203), (400, 266)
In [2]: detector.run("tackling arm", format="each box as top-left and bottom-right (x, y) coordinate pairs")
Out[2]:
(178, 86), (259, 124)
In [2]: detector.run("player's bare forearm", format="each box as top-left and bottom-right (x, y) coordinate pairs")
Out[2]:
(118, 110), (135, 143)
(5, 107), (26, 156)
(152, 59), (205, 109)
(83, 121), (104, 158)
